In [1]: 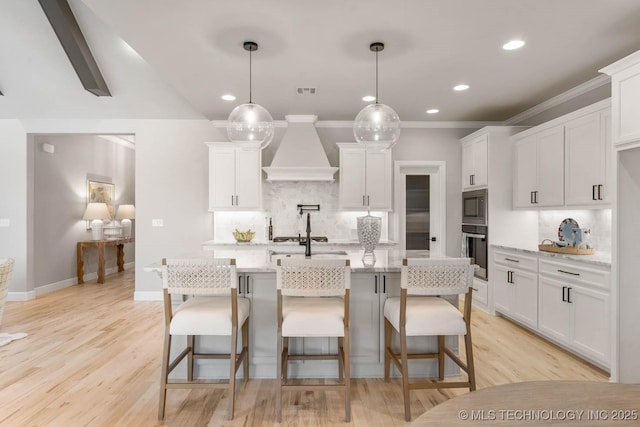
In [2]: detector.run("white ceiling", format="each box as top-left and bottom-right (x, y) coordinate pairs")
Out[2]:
(1, 0), (639, 122)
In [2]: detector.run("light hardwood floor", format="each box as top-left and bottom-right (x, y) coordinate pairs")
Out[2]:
(0, 269), (607, 426)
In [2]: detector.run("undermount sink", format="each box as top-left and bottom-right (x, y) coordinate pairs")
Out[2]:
(269, 250), (348, 261)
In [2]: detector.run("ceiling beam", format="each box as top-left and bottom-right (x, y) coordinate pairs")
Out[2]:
(38, 0), (111, 96)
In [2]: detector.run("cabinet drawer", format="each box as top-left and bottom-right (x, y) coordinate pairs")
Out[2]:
(494, 250), (538, 272)
(539, 258), (610, 291)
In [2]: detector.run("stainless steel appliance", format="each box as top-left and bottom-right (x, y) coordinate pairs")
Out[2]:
(462, 224), (488, 280)
(462, 189), (487, 225)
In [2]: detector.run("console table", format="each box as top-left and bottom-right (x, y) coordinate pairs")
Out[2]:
(77, 238), (134, 284)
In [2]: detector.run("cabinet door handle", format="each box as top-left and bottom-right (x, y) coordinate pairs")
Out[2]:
(246, 275), (251, 294)
(362, 195), (366, 206)
(592, 185), (597, 201)
(374, 275), (378, 294)
(367, 195), (370, 206)
(507, 271), (513, 284)
(562, 286), (567, 302)
(505, 258), (520, 263)
(598, 184), (603, 200)
(383, 275), (387, 294)
(530, 191), (534, 204)
(567, 287), (573, 303)
(238, 276), (243, 294)
(534, 191), (539, 204)
(558, 269), (580, 276)
(236, 195), (239, 205)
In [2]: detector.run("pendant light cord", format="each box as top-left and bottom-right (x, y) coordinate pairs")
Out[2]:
(375, 49), (379, 104)
(249, 48), (253, 104)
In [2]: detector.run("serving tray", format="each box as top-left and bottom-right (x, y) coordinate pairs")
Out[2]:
(538, 244), (595, 255)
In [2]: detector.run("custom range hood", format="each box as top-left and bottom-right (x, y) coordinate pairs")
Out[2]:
(263, 115), (338, 182)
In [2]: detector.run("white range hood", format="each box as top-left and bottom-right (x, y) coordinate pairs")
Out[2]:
(263, 115), (338, 182)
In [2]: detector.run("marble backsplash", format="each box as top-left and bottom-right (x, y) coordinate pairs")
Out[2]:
(214, 181), (388, 242)
(538, 209), (612, 254)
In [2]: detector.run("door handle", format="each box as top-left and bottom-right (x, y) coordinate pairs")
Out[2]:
(374, 275), (378, 294)
(367, 195), (370, 206)
(567, 287), (573, 303)
(598, 184), (603, 200)
(592, 185), (597, 201)
(238, 276), (243, 294)
(562, 286), (566, 302)
(383, 275), (387, 294)
(431, 237), (437, 242)
(246, 275), (251, 294)
(530, 191), (535, 204)
(362, 195), (366, 206)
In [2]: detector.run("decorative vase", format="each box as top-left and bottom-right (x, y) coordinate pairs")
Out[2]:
(357, 215), (381, 262)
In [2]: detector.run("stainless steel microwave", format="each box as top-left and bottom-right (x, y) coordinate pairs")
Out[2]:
(462, 189), (487, 225)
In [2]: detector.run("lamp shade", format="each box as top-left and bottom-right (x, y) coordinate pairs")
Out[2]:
(83, 203), (111, 220)
(115, 204), (135, 220)
(227, 103), (274, 149)
(353, 103), (401, 150)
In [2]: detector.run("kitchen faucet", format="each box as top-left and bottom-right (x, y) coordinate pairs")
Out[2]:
(299, 213), (312, 257)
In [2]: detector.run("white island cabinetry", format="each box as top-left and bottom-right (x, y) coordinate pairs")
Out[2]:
(206, 142), (262, 211)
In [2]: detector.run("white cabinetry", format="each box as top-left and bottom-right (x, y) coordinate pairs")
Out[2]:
(240, 273), (277, 377)
(564, 110), (611, 205)
(538, 258), (610, 366)
(461, 133), (488, 189)
(601, 50), (640, 149)
(493, 250), (538, 329)
(206, 143), (262, 211)
(337, 143), (392, 210)
(513, 126), (565, 208)
(512, 100), (611, 209)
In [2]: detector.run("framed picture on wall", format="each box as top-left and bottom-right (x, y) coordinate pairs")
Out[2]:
(87, 180), (115, 228)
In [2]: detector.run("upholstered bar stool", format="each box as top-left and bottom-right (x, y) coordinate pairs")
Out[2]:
(384, 258), (476, 421)
(158, 258), (250, 421)
(275, 258), (351, 422)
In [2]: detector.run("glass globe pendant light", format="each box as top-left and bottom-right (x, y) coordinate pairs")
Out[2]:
(227, 41), (274, 150)
(353, 42), (401, 151)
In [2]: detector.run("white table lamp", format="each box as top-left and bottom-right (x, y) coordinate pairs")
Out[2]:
(83, 203), (111, 240)
(115, 204), (135, 238)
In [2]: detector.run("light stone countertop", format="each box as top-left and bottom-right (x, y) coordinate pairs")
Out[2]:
(201, 239), (398, 248)
(145, 248), (408, 274)
(492, 244), (611, 268)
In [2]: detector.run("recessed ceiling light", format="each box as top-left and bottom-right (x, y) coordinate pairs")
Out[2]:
(453, 84), (469, 91)
(503, 39), (525, 50)
(221, 94), (236, 101)
(362, 95), (376, 102)
(426, 109), (439, 114)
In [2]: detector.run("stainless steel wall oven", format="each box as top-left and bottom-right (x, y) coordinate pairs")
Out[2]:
(462, 224), (488, 280)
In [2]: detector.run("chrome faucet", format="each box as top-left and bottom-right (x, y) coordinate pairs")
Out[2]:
(299, 213), (312, 257)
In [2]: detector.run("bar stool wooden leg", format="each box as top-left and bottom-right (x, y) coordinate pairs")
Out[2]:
(227, 326), (238, 420)
(465, 332), (476, 391)
(187, 335), (194, 381)
(438, 335), (445, 381)
(242, 319), (249, 383)
(344, 330), (351, 422)
(384, 318), (392, 381)
(276, 330), (283, 423)
(400, 326), (411, 422)
(338, 337), (344, 382)
(158, 333), (171, 420)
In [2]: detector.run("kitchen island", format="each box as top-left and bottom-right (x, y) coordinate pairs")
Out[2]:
(146, 242), (463, 380)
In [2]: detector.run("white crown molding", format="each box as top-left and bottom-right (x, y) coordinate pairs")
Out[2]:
(503, 74), (611, 125)
(600, 50), (640, 76)
(211, 119), (498, 129)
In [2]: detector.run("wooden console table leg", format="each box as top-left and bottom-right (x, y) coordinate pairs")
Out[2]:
(77, 242), (85, 284)
(97, 242), (106, 284)
(117, 244), (125, 272)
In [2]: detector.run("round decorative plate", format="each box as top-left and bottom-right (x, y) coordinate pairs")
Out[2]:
(558, 218), (579, 245)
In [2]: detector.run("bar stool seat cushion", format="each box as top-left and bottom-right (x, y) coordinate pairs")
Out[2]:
(384, 296), (466, 336)
(170, 296), (250, 336)
(282, 296), (345, 337)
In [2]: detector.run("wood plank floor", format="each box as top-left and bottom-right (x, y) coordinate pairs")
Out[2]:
(0, 269), (607, 426)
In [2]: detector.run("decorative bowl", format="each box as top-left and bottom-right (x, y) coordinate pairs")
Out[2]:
(233, 229), (255, 242)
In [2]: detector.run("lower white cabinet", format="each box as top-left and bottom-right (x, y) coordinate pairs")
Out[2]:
(491, 247), (611, 369)
(493, 251), (538, 329)
(537, 259), (610, 366)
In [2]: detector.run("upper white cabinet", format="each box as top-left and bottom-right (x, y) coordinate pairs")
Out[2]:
(461, 134), (488, 189)
(564, 110), (611, 205)
(206, 143), (262, 211)
(337, 143), (392, 211)
(513, 125), (565, 208)
(512, 100), (611, 209)
(600, 50), (640, 149)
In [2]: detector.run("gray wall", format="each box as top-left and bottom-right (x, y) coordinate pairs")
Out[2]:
(33, 134), (135, 289)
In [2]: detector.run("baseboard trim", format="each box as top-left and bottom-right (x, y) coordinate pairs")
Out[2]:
(6, 290), (37, 301)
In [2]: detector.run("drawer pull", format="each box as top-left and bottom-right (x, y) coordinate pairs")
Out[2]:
(505, 258), (520, 263)
(472, 287), (478, 291)
(558, 269), (580, 276)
